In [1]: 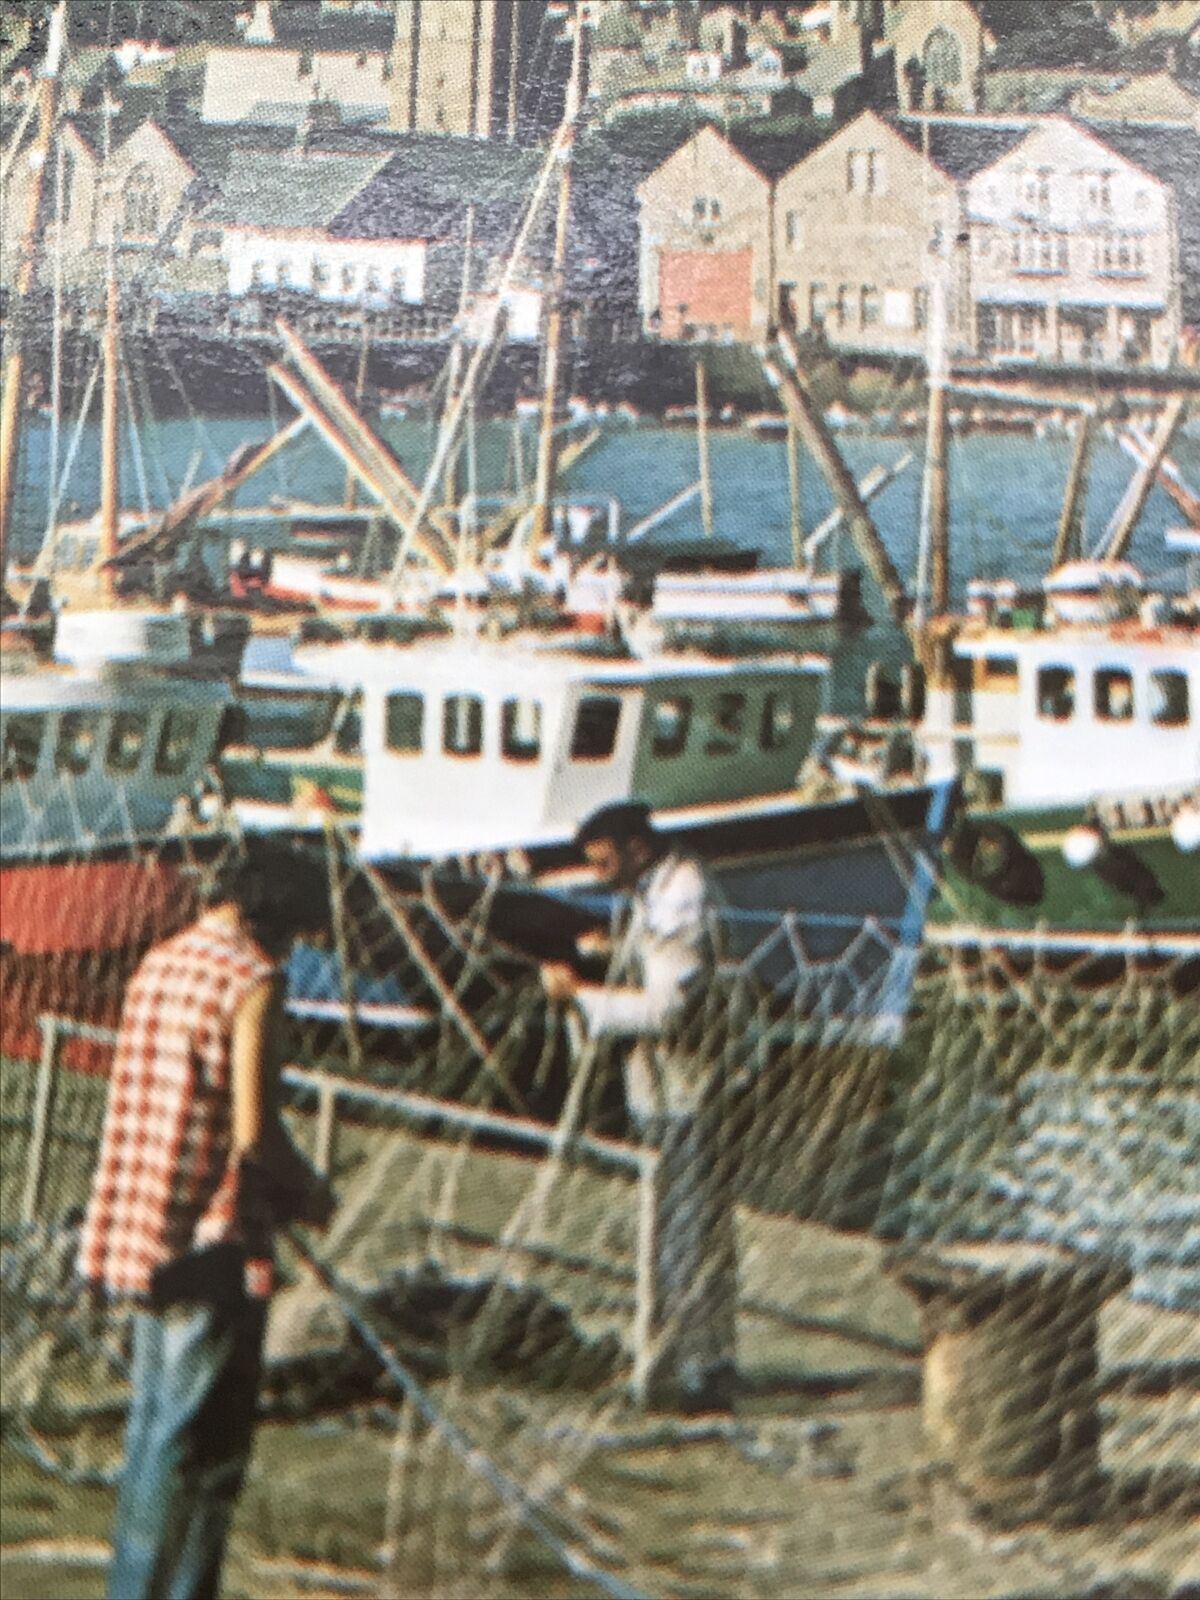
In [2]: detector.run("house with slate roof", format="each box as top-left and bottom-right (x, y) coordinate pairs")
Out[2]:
(637, 106), (1192, 369)
(207, 144), (427, 304)
(636, 125), (777, 341)
(773, 109), (975, 357)
(961, 116), (1183, 368)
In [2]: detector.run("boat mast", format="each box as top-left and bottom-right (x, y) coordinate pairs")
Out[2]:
(98, 238), (121, 595)
(0, 2), (66, 596)
(529, 4), (584, 551)
(696, 358), (714, 539)
(786, 413), (804, 568)
(1051, 409), (1097, 569)
(913, 260), (950, 634)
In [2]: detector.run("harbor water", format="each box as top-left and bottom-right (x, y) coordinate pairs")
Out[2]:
(11, 409), (1198, 713)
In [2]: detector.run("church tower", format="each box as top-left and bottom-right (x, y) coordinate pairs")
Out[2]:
(390, 1), (547, 140)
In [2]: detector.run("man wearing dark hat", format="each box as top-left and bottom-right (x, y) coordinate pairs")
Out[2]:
(542, 802), (737, 1412)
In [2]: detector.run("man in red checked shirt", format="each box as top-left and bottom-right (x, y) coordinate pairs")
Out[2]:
(80, 837), (334, 1600)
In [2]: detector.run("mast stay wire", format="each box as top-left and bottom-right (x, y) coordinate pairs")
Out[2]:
(117, 342), (151, 522)
(32, 358), (101, 580)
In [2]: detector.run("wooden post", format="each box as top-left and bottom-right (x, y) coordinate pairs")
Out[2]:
(631, 1149), (658, 1405)
(926, 379), (950, 620)
(696, 359), (713, 539)
(313, 1078), (338, 1178)
(1101, 395), (1187, 562)
(22, 1016), (62, 1225)
(1051, 411), (1096, 569)
(887, 1242), (1131, 1525)
(786, 412), (804, 568)
(769, 334), (908, 625)
(344, 317), (370, 513)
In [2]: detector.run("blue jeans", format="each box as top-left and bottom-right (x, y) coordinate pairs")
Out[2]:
(107, 1295), (267, 1600)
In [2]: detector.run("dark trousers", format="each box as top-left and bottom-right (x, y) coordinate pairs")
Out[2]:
(107, 1295), (267, 1600)
(637, 1109), (738, 1412)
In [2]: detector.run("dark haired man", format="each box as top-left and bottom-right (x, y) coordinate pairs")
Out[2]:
(541, 803), (737, 1412)
(80, 837), (334, 1600)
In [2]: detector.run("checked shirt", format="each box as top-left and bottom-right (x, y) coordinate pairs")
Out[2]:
(79, 915), (276, 1301)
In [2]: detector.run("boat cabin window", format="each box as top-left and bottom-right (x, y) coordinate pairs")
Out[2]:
(443, 694), (483, 758)
(107, 711), (150, 775)
(501, 698), (542, 763)
(1150, 670), (1189, 727)
(1094, 668), (1134, 722)
(332, 694), (362, 757)
(570, 696), (622, 761)
(385, 693), (423, 754)
(760, 690), (797, 751)
(1037, 666), (1075, 721)
(2, 715), (42, 781)
(982, 656), (1018, 686)
(651, 696), (691, 759)
(705, 692), (746, 756)
(56, 712), (100, 776)
(155, 710), (200, 777)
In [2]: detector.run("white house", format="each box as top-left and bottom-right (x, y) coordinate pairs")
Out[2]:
(222, 231), (426, 304)
(965, 117), (1182, 368)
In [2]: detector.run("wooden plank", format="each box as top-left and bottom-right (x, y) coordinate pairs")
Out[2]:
(22, 1017), (61, 1225)
(1101, 396), (1187, 561)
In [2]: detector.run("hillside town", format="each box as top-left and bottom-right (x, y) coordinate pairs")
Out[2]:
(2, 0), (1199, 379)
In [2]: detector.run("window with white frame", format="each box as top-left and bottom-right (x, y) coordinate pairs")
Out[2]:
(1020, 167), (1051, 215)
(1094, 233), (1146, 276)
(122, 164), (160, 240)
(693, 196), (721, 225)
(1083, 170), (1113, 216)
(846, 149), (877, 195)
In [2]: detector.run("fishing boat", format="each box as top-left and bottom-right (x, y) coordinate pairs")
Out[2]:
(918, 558), (1199, 934)
(221, 624), (954, 992)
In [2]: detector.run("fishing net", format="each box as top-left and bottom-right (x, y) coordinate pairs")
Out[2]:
(2, 822), (1197, 1600)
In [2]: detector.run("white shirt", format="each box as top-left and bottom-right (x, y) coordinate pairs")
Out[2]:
(575, 853), (722, 1118)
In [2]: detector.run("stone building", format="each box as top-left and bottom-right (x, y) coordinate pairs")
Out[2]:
(200, 1), (395, 126)
(964, 116), (1183, 368)
(637, 125), (775, 342)
(773, 110), (968, 357)
(886, 0), (995, 114)
(389, 0), (547, 139)
(0, 111), (216, 292)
